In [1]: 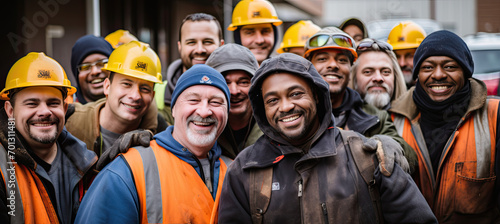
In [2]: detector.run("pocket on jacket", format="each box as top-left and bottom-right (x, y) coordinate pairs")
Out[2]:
(454, 161), (496, 214)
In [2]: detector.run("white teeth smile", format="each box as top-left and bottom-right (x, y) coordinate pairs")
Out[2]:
(193, 121), (211, 126)
(123, 104), (140, 109)
(431, 86), (449, 90)
(33, 123), (53, 126)
(91, 78), (104, 84)
(282, 115), (300, 122)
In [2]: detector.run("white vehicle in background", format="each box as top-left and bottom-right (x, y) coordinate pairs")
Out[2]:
(464, 32), (500, 96)
(367, 18), (442, 41)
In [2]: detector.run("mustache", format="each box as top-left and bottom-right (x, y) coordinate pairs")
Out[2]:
(274, 109), (303, 123)
(365, 83), (390, 91)
(187, 115), (218, 124)
(28, 116), (59, 124)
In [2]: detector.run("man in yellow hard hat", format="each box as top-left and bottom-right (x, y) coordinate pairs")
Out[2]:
(387, 21), (427, 88)
(277, 20), (320, 56)
(105, 29), (139, 49)
(228, 0), (282, 65)
(0, 52), (97, 223)
(66, 41), (163, 159)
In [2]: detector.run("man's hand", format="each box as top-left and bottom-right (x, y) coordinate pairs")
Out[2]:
(362, 135), (410, 176)
(96, 129), (153, 171)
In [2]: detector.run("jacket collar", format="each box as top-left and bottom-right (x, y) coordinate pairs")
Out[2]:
(241, 126), (340, 169)
(389, 78), (487, 120)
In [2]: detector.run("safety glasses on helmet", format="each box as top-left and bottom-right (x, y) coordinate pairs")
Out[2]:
(356, 38), (393, 53)
(306, 34), (354, 49)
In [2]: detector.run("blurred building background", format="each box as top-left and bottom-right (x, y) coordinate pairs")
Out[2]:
(1, 0), (499, 92)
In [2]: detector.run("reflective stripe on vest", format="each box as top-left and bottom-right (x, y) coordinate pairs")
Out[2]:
(123, 141), (227, 224)
(0, 145), (24, 224)
(0, 145), (59, 224)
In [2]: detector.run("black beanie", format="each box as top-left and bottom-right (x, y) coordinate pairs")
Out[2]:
(412, 30), (474, 81)
(70, 35), (114, 104)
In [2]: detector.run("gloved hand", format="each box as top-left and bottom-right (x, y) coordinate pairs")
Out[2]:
(96, 129), (153, 171)
(362, 135), (410, 176)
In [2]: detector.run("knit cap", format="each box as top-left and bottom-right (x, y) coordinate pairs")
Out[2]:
(205, 43), (259, 76)
(171, 64), (230, 110)
(412, 30), (474, 80)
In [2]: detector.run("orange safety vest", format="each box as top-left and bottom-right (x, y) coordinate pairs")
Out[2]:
(0, 146), (60, 224)
(392, 98), (499, 222)
(122, 140), (227, 224)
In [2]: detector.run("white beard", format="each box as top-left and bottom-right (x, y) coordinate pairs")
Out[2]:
(364, 92), (391, 109)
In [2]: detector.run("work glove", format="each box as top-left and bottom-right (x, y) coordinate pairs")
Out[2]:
(96, 129), (153, 171)
(362, 135), (410, 176)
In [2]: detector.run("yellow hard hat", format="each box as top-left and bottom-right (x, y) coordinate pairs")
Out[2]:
(277, 20), (321, 54)
(102, 41), (162, 84)
(387, 21), (427, 50)
(105, 29), (139, 49)
(228, 0), (282, 31)
(0, 52), (76, 100)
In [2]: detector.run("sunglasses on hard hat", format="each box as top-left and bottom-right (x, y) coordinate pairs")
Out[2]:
(307, 34), (354, 49)
(356, 39), (393, 54)
(78, 58), (109, 72)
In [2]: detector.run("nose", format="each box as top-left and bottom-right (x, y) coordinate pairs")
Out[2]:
(228, 82), (239, 95)
(193, 41), (207, 54)
(90, 64), (101, 75)
(278, 97), (294, 113)
(254, 31), (265, 44)
(36, 103), (52, 117)
(326, 58), (338, 70)
(196, 100), (214, 118)
(398, 55), (407, 67)
(372, 71), (384, 83)
(128, 85), (142, 101)
(431, 66), (447, 80)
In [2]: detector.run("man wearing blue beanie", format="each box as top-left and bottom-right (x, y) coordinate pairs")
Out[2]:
(390, 30), (500, 223)
(75, 64), (232, 223)
(70, 35), (114, 104)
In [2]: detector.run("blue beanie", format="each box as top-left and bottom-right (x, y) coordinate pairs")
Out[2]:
(412, 30), (474, 80)
(171, 64), (230, 110)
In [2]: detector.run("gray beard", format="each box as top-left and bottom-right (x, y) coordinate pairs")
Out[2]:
(364, 92), (391, 109)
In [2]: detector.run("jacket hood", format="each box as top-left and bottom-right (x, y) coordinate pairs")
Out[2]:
(70, 35), (114, 104)
(339, 17), (369, 39)
(249, 53), (333, 145)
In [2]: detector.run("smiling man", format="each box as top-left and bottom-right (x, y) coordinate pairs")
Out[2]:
(75, 64), (232, 223)
(0, 53), (97, 223)
(389, 30), (500, 223)
(216, 53), (437, 223)
(66, 41), (163, 156)
(157, 13), (224, 125)
(71, 35), (114, 104)
(228, 0), (282, 65)
(205, 43), (263, 159)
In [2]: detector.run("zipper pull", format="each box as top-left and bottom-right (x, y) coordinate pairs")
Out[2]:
(298, 180), (303, 197)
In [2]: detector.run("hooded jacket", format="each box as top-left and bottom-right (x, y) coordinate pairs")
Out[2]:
(217, 53), (437, 223)
(74, 126), (229, 223)
(0, 109), (97, 224)
(70, 35), (114, 104)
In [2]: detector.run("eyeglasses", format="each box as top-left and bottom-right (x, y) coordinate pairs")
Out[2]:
(356, 39), (393, 53)
(77, 58), (108, 72)
(307, 34), (355, 49)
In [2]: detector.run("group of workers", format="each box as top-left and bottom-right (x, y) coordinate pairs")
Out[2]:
(1, 0), (499, 223)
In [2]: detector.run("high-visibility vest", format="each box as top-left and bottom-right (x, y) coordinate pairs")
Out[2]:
(122, 140), (227, 224)
(392, 98), (499, 222)
(0, 145), (60, 224)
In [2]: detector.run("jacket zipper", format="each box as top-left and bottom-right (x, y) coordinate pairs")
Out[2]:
(298, 179), (303, 223)
(321, 202), (329, 224)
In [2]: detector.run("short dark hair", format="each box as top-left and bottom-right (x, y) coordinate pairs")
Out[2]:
(178, 13), (222, 42)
